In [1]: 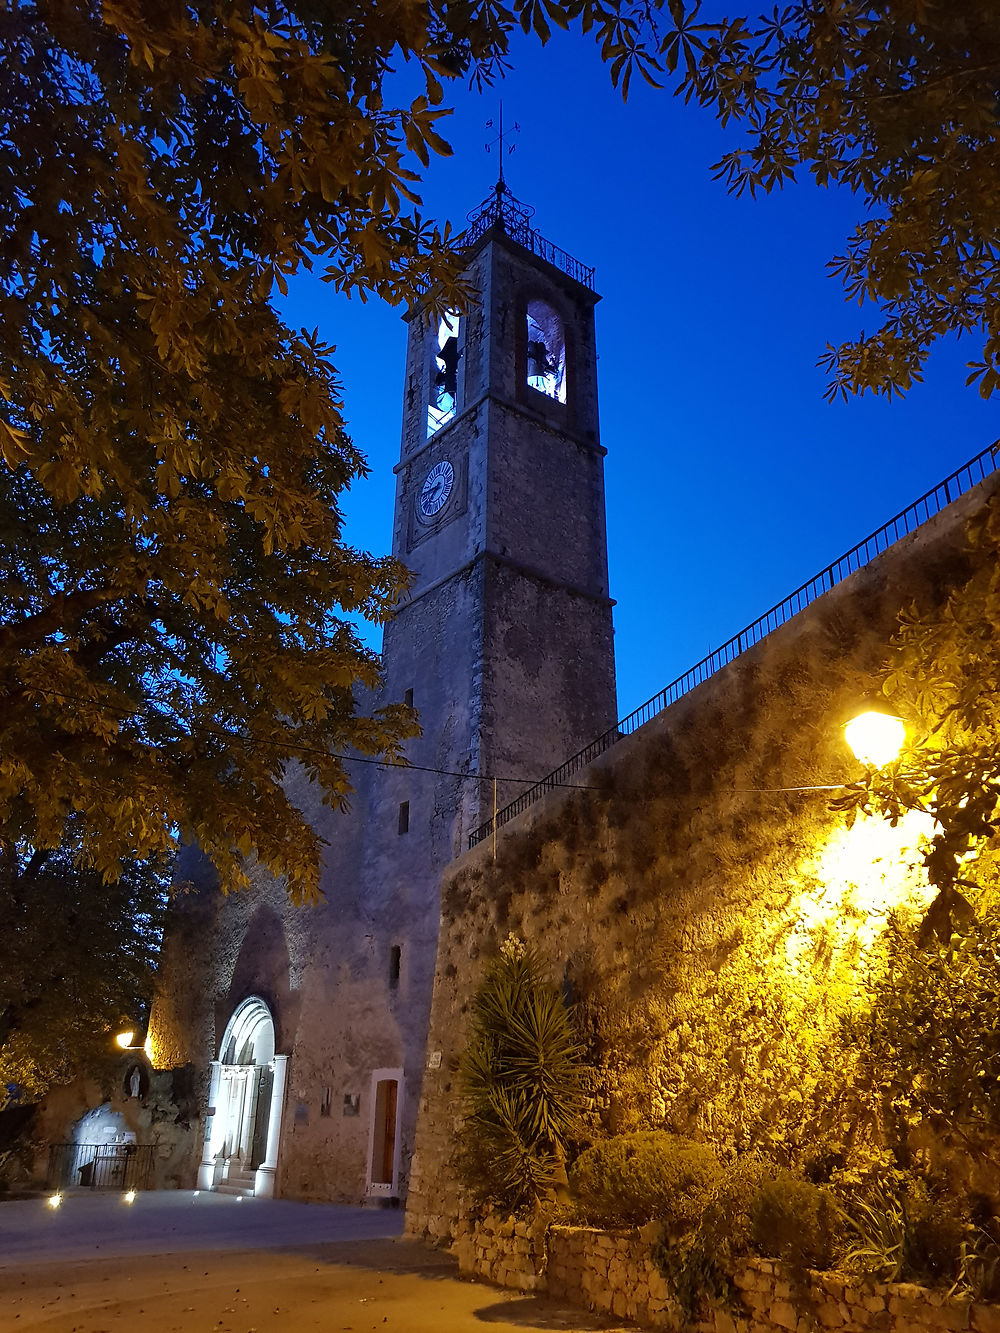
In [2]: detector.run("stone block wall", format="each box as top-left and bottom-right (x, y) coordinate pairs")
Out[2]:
(453, 1216), (1000, 1333)
(451, 1212), (548, 1292)
(546, 1225), (678, 1326)
(406, 477), (1000, 1237)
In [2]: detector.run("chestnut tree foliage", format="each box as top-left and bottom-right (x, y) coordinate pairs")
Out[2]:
(0, 0), (656, 901)
(0, 835), (165, 1100)
(1, 0), (996, 907)
(832, 490), (1000, 941)
(665, 0), (1000, 400)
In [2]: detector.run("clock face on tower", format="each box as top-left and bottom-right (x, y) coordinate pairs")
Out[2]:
(418, 459), (454, 519)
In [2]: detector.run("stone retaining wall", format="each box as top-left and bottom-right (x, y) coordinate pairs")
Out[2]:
(451, 1212), (548, 1292)
(451, 1216), (1000, 1333)
(546, 1225), (679, 1326)
(407, 483), (1000, 1244)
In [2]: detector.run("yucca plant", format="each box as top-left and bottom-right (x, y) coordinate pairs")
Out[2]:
(841, 1180), (907, 1280)
(459, 936), (584, 1209)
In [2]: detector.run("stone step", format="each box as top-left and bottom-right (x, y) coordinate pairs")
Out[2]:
(214, 1167), (257, 1197)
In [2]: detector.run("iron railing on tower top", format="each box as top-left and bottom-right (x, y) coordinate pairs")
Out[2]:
(467, 443), (999, 849)
(464, 183), (596, 290)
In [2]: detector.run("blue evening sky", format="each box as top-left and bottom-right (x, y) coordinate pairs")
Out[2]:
(279, 29), (996, 726)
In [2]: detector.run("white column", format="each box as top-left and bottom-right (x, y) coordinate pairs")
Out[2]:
(253, 1054), (289, 1199)
(197, 1060), (224, 1190)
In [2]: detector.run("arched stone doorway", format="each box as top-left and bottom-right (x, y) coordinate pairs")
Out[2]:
(197, 997), (288, 1198)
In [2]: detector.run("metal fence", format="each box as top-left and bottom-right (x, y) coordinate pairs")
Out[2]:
(47, 1142), (154, 1192)
(468, 443), (999, 848)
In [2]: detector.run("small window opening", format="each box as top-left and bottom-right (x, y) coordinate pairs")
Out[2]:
(427, 311), (460, 437)
(389, 945), (401, 989)
(526, 299), (566, 403)
(404, 688), (414, 709)
(398, 801), (409, 835)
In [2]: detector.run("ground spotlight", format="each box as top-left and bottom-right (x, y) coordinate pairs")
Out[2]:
(122, 1190), (136, 1204)
(47, 1192), (62, 1209)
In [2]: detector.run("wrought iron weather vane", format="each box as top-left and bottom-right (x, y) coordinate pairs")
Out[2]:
(485, 102), (520, 193)
(466, 103), (593, 288)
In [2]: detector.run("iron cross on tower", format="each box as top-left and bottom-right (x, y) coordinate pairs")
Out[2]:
(485, 102), (520, 190)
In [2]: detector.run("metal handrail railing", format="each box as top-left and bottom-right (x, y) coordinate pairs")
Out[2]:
(468, 443), (999, 848)
(464, 185), (596, 290)
(47, 1141), (155, 1191)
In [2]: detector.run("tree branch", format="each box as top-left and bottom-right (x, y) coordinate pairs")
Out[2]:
(0, 587), (122, 657)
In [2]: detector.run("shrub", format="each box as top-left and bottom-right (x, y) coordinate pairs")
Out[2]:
(904, 1184), (966, 1284)
(652, 1156), (769, 1324)
(655, 1156), (840, 1323)
(861, 899), (1000, 1142)
(695, 1154), (770, 1254)
(570, 1131), (723, 1230)
(750, 1168), (840, 1270)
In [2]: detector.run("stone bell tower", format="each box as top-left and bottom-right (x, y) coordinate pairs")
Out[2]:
(378, 180), (618, 858)
(341, 181), (618, 1206)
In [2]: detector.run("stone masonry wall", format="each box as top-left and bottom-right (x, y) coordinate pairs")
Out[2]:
(406, 477), (1000, 1239)
(453, 1216), (1000, 1333)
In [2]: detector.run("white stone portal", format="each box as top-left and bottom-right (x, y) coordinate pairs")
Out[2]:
(197, 997), (287, 1197)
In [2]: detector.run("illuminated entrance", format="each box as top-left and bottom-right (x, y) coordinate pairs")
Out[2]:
(197, 997), (289, 1198)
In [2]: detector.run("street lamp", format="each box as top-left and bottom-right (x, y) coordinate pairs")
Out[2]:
(844, 710), (906, 769)
(115, 1030), (136, 1049)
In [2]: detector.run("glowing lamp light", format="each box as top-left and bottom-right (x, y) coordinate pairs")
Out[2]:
(47, 1192), (62, 1209)
(115, 1030), (135, 1049)
(122, 1190), (137, 1204)
(844, 710), (906, 768)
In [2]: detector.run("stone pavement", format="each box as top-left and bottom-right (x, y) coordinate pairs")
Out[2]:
(0, 1191), (627, 1332)
(0, 1188), (403, 1269)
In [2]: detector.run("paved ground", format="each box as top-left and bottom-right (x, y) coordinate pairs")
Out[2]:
(0, 1191), (627, 1332)
(0, 1190), (404, 1269)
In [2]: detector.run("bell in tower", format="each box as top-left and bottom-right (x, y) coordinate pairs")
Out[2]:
(428, 312), (461, 436)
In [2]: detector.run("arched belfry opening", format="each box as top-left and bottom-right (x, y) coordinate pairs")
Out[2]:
(427, 310), (461, 436)
(197, 996), (289, 1198)
(525, 298), (566, 403)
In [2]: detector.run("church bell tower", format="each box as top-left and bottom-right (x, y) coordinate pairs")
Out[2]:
(380, 180), (617, 850)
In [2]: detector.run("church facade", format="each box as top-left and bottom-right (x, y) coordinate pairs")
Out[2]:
(147, 183), (618, 1202)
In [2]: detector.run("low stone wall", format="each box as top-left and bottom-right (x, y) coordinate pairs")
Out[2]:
(451, 1212), (548, 1292)
(547, 1226), (680, 1326)
(451, 1216), (1000, 1333)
